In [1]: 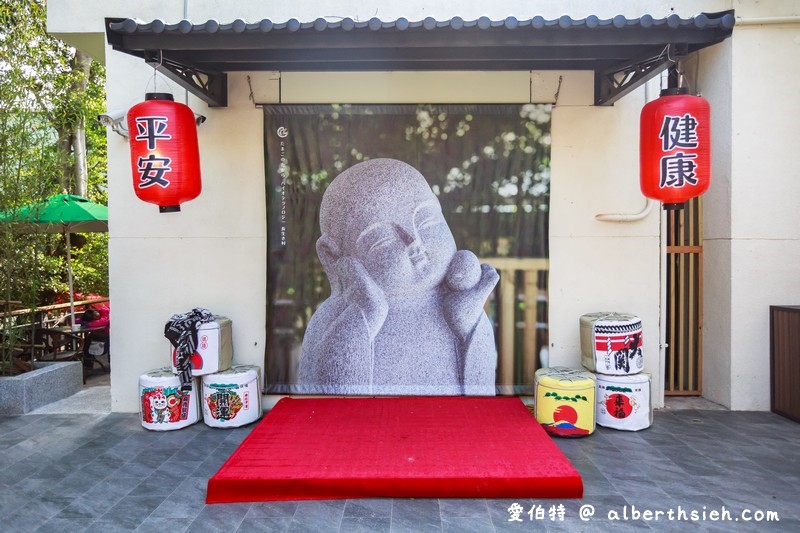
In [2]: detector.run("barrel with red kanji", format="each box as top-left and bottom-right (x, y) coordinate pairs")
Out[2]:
(596, 372), (652, 431)
(640, 88), (710, 207)
(127, 92), (201, 213)
(580, 312), (643, 375)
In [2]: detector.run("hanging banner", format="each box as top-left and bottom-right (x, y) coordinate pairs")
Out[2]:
(263, 104), (551, 395)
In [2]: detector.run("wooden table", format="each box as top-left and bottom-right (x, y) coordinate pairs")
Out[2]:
(54, 325), (109, 369)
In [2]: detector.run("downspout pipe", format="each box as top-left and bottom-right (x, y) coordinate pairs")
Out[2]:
(594, 78), (657, 222)
(595, 199), (654, 222)
(735, 16), (800, 26)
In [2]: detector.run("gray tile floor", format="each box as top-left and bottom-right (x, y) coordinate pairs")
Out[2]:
(1, 406), (798, 532)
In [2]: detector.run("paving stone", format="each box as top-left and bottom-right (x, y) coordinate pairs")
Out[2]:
(0, 409), (797, 533)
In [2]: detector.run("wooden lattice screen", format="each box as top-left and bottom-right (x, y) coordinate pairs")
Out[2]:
(482, 258), (549, 396)
(665, 197), (703, 395)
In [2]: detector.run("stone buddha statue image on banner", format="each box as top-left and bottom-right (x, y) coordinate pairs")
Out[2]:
(299, 158), (499, 395)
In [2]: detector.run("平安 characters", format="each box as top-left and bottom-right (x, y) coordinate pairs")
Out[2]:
(298, 158), (498, 395)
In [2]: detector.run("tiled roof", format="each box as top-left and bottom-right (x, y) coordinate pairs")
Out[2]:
(109, 13), (735, 35)
(105, 12), (735, 107)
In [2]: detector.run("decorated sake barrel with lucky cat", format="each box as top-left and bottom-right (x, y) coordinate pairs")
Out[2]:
(534, 367), (596, 437)
(580, 312), (644, 375)
(139, 368), (200, 431)
(201, 365), (263, 428)
(596, 372), (652, 431)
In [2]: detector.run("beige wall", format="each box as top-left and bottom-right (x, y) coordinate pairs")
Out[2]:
(697, 41), (734, 408)
(549, 91), (663, 403)
(727, 19), (800, 410)
(695, 7), (800, 410)
(47, 0), (800, 412)
(102, 49), (273, 410)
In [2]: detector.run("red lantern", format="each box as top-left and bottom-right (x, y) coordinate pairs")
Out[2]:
(640, 88), (710, 209)
(127, 93), (201, 213)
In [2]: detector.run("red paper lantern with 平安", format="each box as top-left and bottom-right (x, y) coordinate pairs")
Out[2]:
(127, 93), (201, 213)
(640, 88), (710, 209)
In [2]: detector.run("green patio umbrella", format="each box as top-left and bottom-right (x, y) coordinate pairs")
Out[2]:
(0, 194), (109, 327)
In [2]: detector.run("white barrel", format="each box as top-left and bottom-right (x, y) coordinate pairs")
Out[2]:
(169, 316), (233, 376)
(139, 367), (200, 431)
(596, 372), (652, 431)
(201, 365), (263, 428)
(580, 312), (644, 375)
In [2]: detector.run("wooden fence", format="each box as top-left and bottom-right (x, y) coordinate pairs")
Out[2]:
(482, 257), (549, 394)
(665, 197), (703, 395)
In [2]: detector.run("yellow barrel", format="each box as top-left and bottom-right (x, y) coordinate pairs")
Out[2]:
(534, 366), (596, 437)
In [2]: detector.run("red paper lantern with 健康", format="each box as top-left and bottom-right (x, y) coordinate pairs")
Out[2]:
(640, 88), (710, 209)
(127, 93), (201, 213)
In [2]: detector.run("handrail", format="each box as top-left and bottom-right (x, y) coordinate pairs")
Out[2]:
(2, 297), (109, 318)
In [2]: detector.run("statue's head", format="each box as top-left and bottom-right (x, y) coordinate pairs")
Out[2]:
(318, 159), (457, 298)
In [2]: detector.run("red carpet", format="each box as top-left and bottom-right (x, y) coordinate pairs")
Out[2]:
(206, 397), (583, 503)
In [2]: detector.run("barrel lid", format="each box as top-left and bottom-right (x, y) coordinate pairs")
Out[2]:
(210, 364), (259, 377)
(536, 366), (596, 389)
(143, 367), (175, 379)
(198, 316), (231, 330)
(595, 372), (652, 384)
(580, 312), (640, 325)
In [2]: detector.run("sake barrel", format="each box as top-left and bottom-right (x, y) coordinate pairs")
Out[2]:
(201, 365), (263, 428)
(596, 372), (652, 431)
(580, 312), (643, 375)
(139, 367), (200, 431)
(169, 316), (233, 376)
(534, 367), (596, 437)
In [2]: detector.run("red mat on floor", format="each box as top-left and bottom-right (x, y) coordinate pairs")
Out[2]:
(206, 396), (583, 503)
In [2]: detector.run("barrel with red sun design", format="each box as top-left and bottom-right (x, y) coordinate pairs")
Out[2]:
(596, 373), (652, 431)
(534, 367), (596, 437)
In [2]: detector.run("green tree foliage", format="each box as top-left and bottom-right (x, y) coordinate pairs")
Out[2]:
(1, 0), (108, 373)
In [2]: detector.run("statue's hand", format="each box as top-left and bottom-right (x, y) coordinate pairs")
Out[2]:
(443, 251), (499, 341)
(336, 256), (389, 339)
